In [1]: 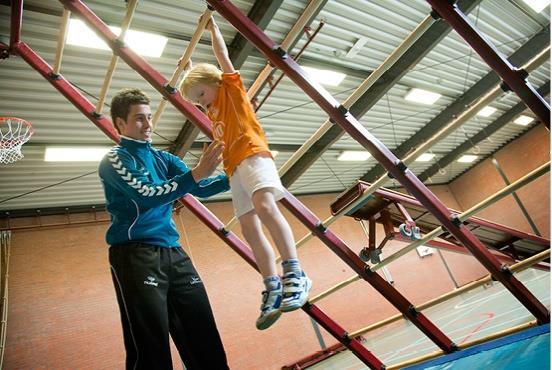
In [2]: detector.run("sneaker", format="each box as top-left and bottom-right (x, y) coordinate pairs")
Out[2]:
(255, 283), (282, 330)
(280, 271), (312, 312)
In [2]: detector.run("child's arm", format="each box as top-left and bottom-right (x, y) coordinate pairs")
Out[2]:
(205, 16), (235, 74)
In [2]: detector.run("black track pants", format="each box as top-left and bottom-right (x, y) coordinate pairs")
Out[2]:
(109, 243), (229, 370)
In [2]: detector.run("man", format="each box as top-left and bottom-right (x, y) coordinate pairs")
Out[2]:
(98, 88), (229, 369)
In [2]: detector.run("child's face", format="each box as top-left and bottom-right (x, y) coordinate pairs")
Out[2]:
(188, 83), (218, 111)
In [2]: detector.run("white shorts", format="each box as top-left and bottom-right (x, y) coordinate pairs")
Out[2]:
(230, 154), (285, 218)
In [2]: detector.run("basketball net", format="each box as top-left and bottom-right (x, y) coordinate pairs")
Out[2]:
(0, 117), (34, 164)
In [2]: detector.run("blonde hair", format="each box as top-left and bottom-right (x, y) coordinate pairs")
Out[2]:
(181, 63), (222, 100)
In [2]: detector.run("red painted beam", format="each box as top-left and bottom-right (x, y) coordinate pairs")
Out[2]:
(302, 305), (384, 370)
(59, 0), (214, 139)
(179, 195), (257, 270)
(10, 0), (23, 48)
(9, 3), (401, 367)
(281, 191), (456, 353)
(426, 0), (550, 129)
(179, 195), (384, 369)
(12, 42), (120, 142)
(206, 0), (549, 324)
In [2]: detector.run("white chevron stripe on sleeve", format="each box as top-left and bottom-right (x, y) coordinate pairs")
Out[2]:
(156, 186), (164, 196)
(109, 150), (180, 198)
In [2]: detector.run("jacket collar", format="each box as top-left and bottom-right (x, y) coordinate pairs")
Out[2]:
(119, 136), (152, 154)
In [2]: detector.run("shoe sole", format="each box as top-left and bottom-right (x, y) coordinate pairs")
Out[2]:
(256, 309), (282, 330)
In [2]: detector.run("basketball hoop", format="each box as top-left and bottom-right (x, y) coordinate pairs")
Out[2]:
(0, 117), (34, 164)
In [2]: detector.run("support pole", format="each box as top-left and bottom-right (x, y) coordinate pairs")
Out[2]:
(53, 9), (71, 75)
(292, 46), (549, 249)
(426, 0), (550, 129)
(281, 191), (457, 353)
(207, 0), (549, 324)
(59, 0), (214, 139)
(178, 195), (384, 369)
(95, 0), (138, 114)
(13, 33), (384, 365)
(152, 8), (213, 130)
(254, 21), (325, 112)
(225, 14), (434, 232)
(9, 0), (22, 48)
(247, 0), (327, 99)
(277, 15), (434, 177)
(12, 42), (120, 142)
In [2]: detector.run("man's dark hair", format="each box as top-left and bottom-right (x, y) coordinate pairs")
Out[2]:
(110, 88), (151, 133)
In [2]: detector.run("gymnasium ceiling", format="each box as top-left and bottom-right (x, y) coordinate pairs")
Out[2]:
(0, 0), (550, 217)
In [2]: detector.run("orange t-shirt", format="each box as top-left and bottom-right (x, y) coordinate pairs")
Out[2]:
(207, 72), (271, 177)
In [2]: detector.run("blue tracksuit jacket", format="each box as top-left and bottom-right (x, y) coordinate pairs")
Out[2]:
(98, 137), (229, 247)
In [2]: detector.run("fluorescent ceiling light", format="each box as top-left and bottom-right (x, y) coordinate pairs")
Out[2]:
(45, 147), (110, 162)
(477, 106), (497, 117)
(337, 151), (371, 161)
(513, 115), (534, 126)
(457, 154), (478, 163)
(404, 88), (441, 105)
(66, 19), (167, 57)
(302, 66), (346, 86)
(415, 153), (435, 162)
(522, 0), (549, 13)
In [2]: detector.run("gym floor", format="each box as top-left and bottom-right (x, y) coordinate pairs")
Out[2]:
(308, 268), (550, 369)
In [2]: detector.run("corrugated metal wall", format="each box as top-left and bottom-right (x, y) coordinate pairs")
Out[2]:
(0, 0), (549, 212)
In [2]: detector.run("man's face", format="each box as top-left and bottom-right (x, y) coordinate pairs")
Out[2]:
(116, 104), (152, 141)
(188, 83), (218, 111)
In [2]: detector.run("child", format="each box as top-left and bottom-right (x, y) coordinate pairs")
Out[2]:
(182, 16), (311, 330)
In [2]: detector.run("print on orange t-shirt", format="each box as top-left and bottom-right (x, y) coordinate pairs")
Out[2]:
(207, 72), (271, 177)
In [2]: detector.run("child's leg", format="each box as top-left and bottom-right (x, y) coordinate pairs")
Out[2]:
(238, 209), (278, 278)
(251, 188), (296, 261)
(239, 210), (283, 330)
(251, 188), (312, 312)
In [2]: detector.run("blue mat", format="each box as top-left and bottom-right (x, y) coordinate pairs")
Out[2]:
(406, 323), (550, 370)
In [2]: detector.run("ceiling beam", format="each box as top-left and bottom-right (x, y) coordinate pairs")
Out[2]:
(228, 0), (283, 68)
(280, 0), (482, 187)
(249, 0), (329, 100)
(171, 0), (283, 157)
(249, 52), (372, 79)
(418, 80), (550, 182)
(360, 22), (551, 183)
(0, 1), (211, 44)
(0, 0), (356, 78)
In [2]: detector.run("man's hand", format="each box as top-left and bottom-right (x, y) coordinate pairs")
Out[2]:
(191, 141), (224, 182)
